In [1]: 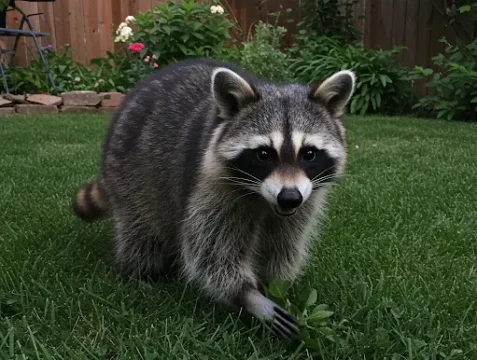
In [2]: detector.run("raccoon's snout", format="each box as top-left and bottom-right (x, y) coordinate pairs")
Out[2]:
(277, 188), (303, 209)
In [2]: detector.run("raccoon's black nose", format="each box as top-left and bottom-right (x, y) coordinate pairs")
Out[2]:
(277, 188), (303, 209)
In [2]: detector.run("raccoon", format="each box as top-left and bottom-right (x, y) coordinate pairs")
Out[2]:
(73, 58), (356, 339)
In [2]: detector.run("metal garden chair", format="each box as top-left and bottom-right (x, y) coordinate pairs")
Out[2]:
(0, 0), (57, 93)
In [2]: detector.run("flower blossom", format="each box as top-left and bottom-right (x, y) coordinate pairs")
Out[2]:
(144, 56), (150, 63)
(128, 42), (145, 53)
(210, 5), (224, 14)
(114, 23), (133, 43)
(125, 15), (136, 24)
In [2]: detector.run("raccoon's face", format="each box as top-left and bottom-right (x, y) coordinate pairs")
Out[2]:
(210, 67), (356, 216)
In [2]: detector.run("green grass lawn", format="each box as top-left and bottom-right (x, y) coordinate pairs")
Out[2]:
(1, 114), (476, 359)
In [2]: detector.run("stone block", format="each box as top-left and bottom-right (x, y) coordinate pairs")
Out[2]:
(0, 97), (12, 107)
(60, 106), (98, 114)
(61, 90), (101, 106)
(26, 94), (63, 106)
(3, 94), (28, 104)
(0, 107), (15, 115)
(98, 107), (117, 114)
(100, 92), (125, 107)
(15, 104), (58, 114)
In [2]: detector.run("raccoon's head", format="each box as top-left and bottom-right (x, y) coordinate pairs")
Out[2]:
(209, 66), (356, 217)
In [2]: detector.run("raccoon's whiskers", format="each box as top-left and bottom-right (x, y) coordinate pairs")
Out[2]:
(310, 164), (339, 183)
(218, 176), (262, 186)
(311, 174), (337, 184)
(223, 166), (263, 184)
(231, 191), (257, 203)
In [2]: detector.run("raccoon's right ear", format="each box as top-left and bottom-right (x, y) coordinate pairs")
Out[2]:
(211, 68), (259, 119)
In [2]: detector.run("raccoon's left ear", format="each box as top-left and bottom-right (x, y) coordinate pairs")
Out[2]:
(211, 67), (259, 119)
(309, 70), (356, 118)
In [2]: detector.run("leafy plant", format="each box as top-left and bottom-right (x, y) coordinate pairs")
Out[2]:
(411, 37), (477, 121)
(263, 278), (347, 352)
(126, 0), (236, 67)
(219, 21), (294, 83)
(0, 0), (8, 12)
(297, 0), (362, 42)
(6, 45), (155, 95)
(6, 45), (97, 95)
(429, 0), (477, 44)
(289, 36), (416, 115)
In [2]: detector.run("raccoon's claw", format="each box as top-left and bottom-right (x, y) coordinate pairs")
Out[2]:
(267, 306), (300, 340)
(243, 289), (301, 340)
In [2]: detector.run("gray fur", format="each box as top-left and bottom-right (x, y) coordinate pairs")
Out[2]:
(76, 58), (356, 339)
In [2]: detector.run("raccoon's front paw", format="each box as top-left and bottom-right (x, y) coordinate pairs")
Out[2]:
(267, 305), (300, 340)
(244, 290), (300, 340)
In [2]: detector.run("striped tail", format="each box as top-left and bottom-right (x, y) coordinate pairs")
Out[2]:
(73, 178), (109, 222)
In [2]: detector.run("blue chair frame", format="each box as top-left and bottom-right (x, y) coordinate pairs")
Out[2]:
(0, 0), (57, 93)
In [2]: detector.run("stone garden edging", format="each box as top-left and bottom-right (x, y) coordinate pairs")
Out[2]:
(0, 91), (125, 115)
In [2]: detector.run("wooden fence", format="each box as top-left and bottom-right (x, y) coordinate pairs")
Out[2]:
(2, 0), (462, 73)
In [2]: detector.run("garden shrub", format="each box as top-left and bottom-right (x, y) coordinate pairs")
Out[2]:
(412, 38), (477, 122)
(289, 35), (416, 115)
(219, 21), (294, 83)
(119, 0), (236, 67)
(6, 45), (97, 95)
(297, 0), (361, 42)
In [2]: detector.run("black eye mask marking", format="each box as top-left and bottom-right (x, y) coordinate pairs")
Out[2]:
(299, 147), (337, 186)
(228, 147), (279, 183)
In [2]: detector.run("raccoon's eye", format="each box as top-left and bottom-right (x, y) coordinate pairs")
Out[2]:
(256, 149), (270, 162)
(303, 148), (317, 162)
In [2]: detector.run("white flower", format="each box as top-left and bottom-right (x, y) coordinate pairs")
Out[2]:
(74, 77), (81, 82)
(125, 15), (136, 24)
(210, 5), (224, 14)
(116, 22), (128, 35)
(121, 26), (133, 37)
(114, 25), (133, 42)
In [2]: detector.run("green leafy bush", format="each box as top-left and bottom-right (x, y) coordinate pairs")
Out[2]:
(122, 0), (236, 67)
(412, 38), (477, 122)
(6, 45), (155, 95)
(219, 21), (294, 83)
(289, 36), (416, 115)
(298, 0), (361, 42)
(6, 46), (97, 94)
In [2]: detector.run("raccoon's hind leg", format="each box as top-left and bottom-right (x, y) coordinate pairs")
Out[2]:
(112, 213), (173, 281)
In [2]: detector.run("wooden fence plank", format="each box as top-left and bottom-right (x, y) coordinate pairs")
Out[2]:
(392, 0), (407, 62)
(67, 0), (87, 63)
(84, 0), (101, 62)
(53, 0), (71, 54)
(138, 0), (153, 13)
(402, 0), (419, 66)
(38, 1), (56, 50)
(377, 0), (394, 49)
(415, 0), (433, 94)
(99, 0), (115, 56)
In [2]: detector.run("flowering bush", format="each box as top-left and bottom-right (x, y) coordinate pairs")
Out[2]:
(115, 0), (236, 67)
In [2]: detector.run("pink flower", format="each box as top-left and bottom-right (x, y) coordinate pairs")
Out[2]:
(153, 63), (159, 68)
(144, 56), (150, 63)
(127, 42), (145, 53)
